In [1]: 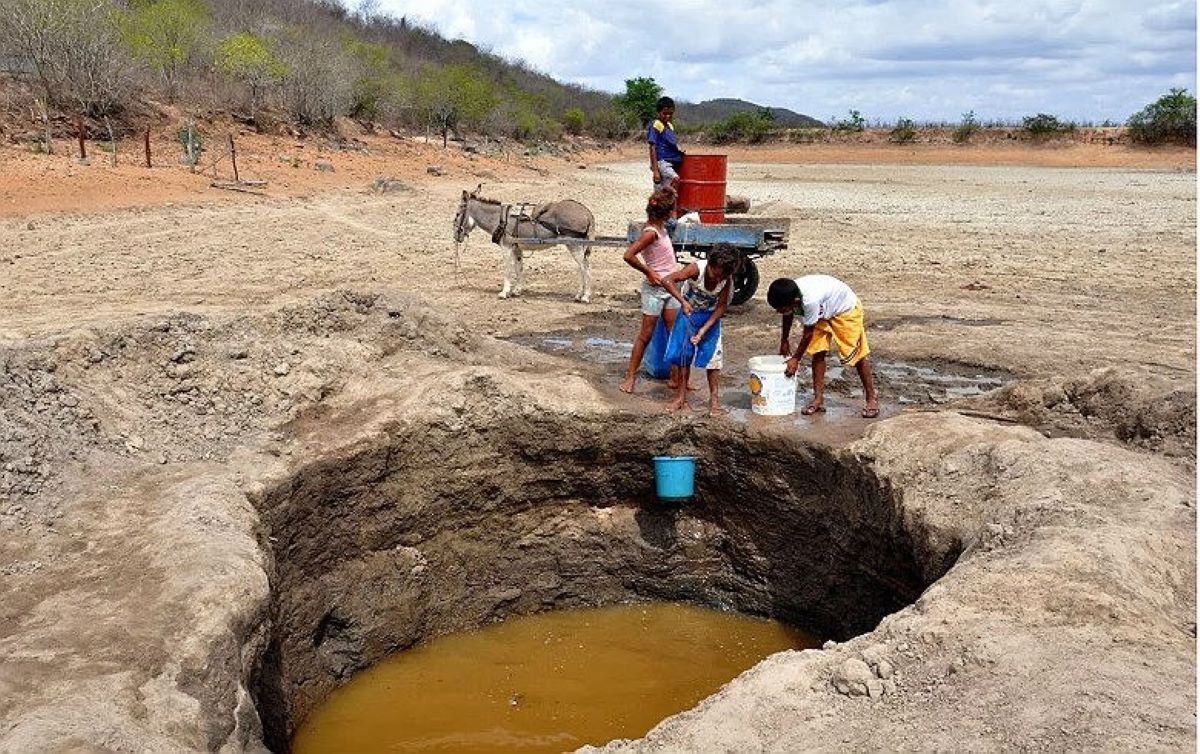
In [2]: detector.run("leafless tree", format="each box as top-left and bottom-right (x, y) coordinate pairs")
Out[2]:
(0, 0), (133, 116)
(276, 29), (354, 124)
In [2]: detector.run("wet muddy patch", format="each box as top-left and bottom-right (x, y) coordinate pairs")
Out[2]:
(509, 328), (1013, 416)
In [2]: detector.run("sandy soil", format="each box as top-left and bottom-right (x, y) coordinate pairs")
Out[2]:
(0, 136), (1194, 752)
(2, 135), (1194, 389)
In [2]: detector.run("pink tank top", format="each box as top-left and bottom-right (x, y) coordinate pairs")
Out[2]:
(641, 225), (679, 278)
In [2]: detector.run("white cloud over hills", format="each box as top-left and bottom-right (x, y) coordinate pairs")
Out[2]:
(372, 0), (1197, 123)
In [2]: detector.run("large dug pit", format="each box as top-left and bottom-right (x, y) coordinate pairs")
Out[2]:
(0, 293), (1192, 753)
(249, 411), (940, 749)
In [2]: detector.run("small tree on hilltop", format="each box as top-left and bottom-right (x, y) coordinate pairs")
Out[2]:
(1127, 88), (1196, 146)
(615, 76), (662, 128)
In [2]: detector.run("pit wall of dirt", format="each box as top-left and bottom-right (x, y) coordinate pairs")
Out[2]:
(247, 409), (945, 749)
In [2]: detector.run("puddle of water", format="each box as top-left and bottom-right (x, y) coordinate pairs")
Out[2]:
(871, 360), (1006, 401)
(510, 333), (634, 365)
(509, 329), (1010, 416)
(291, 602), (819, 754)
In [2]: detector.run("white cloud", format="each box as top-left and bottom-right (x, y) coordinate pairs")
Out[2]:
(369, 0), (1197, 122)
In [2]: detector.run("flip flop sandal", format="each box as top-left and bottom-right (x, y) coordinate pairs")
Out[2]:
(801, 404), (826, 416)
(861, 407), (880, 419)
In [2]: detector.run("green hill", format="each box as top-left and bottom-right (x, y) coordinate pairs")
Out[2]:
(678, 98), (824, 128)
(0, 0), (624, 139)
(0, 0), (815, 142)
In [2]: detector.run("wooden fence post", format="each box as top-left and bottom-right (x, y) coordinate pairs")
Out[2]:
(103, 116), (116, 167)
(75, 115), (86, 159)
(144, 129), (151, 168)
(228, 133), (239, 182)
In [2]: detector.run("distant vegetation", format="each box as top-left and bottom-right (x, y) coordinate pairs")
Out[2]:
(614, 76), (662, 128)
(1127, 88), (1196, 146)
(677, 98), (822, 128)
(1022, 113), (1076, 138)
(889, 118), (917, 144)
(0, 0), (620, 140)
(831, 109), (867, 133)
(707, 109), (776, 143)
(952, 111), (980, 143)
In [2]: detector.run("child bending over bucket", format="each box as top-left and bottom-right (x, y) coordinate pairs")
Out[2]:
(767, 274), (880, 419)
(620, 187), (683, 394)
(659, 243), (744, 415)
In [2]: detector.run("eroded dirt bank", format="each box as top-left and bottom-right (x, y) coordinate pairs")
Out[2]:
(0, 293), (1193, 752)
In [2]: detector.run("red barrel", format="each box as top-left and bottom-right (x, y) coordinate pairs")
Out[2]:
(678, 154), (727, 223)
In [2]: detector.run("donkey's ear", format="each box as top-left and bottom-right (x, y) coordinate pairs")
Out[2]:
(474, 183), (483, 195)
(462, 189), (469, 199)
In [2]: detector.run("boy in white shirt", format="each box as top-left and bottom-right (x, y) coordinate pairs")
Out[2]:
(767, 275), (880, 418)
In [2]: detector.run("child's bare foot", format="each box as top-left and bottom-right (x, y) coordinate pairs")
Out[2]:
(667, 397), (689, 411)
(619, 377), (636, 394)
(708, 404), (728, 417)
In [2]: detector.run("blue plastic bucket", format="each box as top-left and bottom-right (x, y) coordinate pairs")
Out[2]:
(653, 456), (696, 500)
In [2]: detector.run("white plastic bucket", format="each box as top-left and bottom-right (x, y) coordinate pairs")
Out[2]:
(748, 355), (797, 416)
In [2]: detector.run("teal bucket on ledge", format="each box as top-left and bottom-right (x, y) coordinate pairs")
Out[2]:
(653, 456), (696, 501)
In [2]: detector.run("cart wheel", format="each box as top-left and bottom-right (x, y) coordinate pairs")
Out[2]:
(731, 259), (760, 305)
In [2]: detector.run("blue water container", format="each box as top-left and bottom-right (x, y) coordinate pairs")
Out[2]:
(653, 456), (696, 501)
(640, 318), (672, 379)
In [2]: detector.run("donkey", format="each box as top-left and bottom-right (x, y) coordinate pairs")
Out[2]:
(453, 186), (594, 302)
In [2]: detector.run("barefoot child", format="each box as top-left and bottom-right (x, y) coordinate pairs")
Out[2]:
(660, 243), (742, 415)
(620, 188), (682, 394)
(767, 274), (880, 418)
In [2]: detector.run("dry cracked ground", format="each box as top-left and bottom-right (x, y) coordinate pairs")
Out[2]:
(0, 142), (1194, 752)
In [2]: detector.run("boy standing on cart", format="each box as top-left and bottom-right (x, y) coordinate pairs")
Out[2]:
(648, 96), (685, 191)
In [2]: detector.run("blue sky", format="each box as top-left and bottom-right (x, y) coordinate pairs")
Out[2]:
(368, 0), (1197, 123)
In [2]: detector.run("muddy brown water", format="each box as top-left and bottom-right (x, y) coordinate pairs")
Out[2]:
(291, 603), (818, 753)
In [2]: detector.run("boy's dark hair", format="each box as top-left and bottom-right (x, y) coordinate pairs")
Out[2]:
(656, 96), (675, 111)
(646, 187), (677, 221)
(767, 278), (801, 310)
(707, 242), (744, 276)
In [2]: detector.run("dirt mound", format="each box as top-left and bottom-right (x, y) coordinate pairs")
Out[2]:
(0, 290), (483, 519)
(958, 368), (1196, 462)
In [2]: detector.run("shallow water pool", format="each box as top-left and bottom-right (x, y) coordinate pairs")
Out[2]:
(292, 602), (819, 753)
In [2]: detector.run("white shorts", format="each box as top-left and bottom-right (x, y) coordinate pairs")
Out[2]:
(655, 159), (681, 189)
(641, 279), (680, 316)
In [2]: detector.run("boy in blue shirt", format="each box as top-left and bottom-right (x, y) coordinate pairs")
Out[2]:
(648, 96), (685, 190)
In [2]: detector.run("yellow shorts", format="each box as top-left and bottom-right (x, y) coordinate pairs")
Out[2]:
(805, 303), (870, 366)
